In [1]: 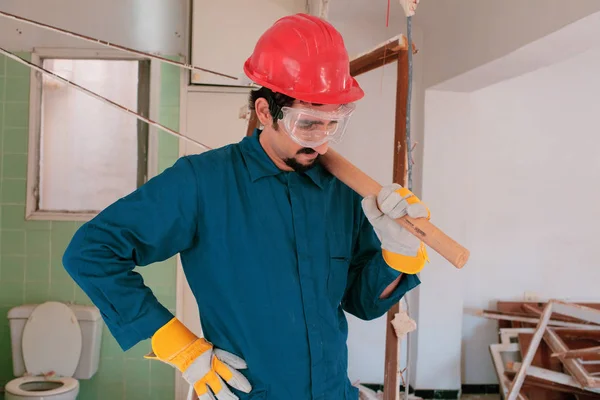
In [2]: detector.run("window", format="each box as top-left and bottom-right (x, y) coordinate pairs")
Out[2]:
(26, 53), (151, 220)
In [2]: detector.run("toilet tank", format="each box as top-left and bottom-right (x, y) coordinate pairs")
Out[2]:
(7, 302), (104, 379)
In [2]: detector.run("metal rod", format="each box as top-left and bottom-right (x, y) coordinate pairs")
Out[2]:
(0, 47), (213, 152)
(0, 10), (238, 81)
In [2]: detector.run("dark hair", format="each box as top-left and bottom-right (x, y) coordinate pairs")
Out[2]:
(248, 87), (326, 129)
(248, 87), (295, 129)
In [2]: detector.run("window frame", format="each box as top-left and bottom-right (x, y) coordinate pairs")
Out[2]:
(25, 48), (159, 221)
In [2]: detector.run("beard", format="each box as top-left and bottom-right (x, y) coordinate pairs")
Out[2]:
(283, 147), (320, 173)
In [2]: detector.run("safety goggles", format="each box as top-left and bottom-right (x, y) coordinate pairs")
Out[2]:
(279, 103), (356, 148)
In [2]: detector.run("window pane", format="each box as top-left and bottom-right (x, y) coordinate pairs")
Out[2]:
(39, 59), (140, 212)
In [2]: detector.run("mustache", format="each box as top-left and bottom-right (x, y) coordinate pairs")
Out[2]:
(296, 148), (316, 155)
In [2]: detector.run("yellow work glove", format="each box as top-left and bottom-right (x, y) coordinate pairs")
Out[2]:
(145, 318), (252, 400)
(361, 183), (430, 274)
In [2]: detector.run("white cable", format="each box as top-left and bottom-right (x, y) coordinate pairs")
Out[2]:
(404, 297), (410, 400)
(0, 10), (237, 81)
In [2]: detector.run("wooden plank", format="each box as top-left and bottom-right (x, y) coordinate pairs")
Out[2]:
(393, 51), (409, 190)
(350, 35), (413, 78)
(504, 370), (600, 399)
(489, 343), (530, 400)
(552, 301), (600, 326)
(137, 60), (151, 187)
(504, 301), (600, 398)
(552, 346), (600, 360)
(507, 362), (600, 395)
(382, 48), (409, 400)
(545, 328), (600, 389)
(499, 301), (600, 330)
(518, 333), (563, 372)
(507, 302), (554, 400)
(475, 310), (600, 330)
(522, 303), (600, 325)
(499, 302), (600, 313)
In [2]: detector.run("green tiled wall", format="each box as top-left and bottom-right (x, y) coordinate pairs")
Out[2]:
(0, 54), (181, 399)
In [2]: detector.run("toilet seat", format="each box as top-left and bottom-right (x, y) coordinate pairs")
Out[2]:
(22, 301), (82, 377)
(5, 376), (79, 397)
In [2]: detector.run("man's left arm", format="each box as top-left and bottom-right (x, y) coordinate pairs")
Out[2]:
(341, 184), (429, 320)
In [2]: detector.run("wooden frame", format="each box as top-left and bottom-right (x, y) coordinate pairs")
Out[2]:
(506, 300), (600, 399)
(348, 34), (416, 400)
(506, 362), (600, 396)
(490, 343), (529, 399)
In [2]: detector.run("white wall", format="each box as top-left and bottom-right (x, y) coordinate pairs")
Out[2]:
(421, 45), (600, 386)
(415, 90), (471, 390)
(416, 0), (600, 89)
(0, 0), (186, 54)
(430, 11), (600, 93)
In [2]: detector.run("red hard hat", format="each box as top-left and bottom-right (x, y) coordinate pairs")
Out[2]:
(243, 13), (364, 105)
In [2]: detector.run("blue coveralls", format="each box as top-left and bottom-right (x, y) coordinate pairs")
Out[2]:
(63, 129), (420, 400)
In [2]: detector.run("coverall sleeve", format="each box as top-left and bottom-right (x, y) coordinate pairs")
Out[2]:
(341, 200), (421, 320)
(62, 157), (199, 351)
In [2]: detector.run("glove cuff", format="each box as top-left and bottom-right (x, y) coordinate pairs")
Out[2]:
(147, 317), (211, 371)
(382, 242), (429, 274)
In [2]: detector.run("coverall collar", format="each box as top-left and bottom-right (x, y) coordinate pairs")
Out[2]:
(240, 128), (330, 189)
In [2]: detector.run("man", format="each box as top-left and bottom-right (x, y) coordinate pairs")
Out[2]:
(63, 13), (429, 400)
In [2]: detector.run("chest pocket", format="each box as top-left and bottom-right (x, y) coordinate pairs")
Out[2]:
(327, 231), (352, 307)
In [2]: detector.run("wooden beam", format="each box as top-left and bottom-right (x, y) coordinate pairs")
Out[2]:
(393, 50), (410, 192)
(350, 35), (416, 78)
(551, 346), (600, 360)
(383, 50), (409, 400)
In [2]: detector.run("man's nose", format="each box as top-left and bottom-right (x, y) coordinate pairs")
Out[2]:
(313, 143), (329, 155)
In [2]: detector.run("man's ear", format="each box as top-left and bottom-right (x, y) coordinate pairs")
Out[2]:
(255, 98), (273, 127)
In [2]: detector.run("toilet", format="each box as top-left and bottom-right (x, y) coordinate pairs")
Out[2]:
(5, 301), (103, 400)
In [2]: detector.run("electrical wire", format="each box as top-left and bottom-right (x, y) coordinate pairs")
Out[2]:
(0, 10), (238, 81)
(406, 15), (414, 193)
(0, 47), (213, 152)
(403, 13), (414, 400)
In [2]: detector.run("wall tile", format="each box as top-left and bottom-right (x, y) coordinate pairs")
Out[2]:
(0, 78), (5, 102)
(0, 55), (6, 76)
(3, 128), (28, 154)
(26, 255), (50, 282)
(0, 255), (26, 283)
(1, 179), (26, 204)
(50, 259), (73, 284)
(3, 102), (29, 129)
(5, 56), (30, 77)
(0, 53), (180, 398)
(158, 133), (179, 158)
(1, 205), (26, 230)
(48, 281), (75, 303)
(24, 281), (50, 303)
(1, 230), (25, 255)
(2, 154), (27, 179)
(25, 231), (51, 256)
(0, 280), (25, 305)
(5, 77), (30, 102)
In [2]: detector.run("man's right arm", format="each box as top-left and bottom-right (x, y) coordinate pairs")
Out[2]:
(62, 156), (199, 351)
